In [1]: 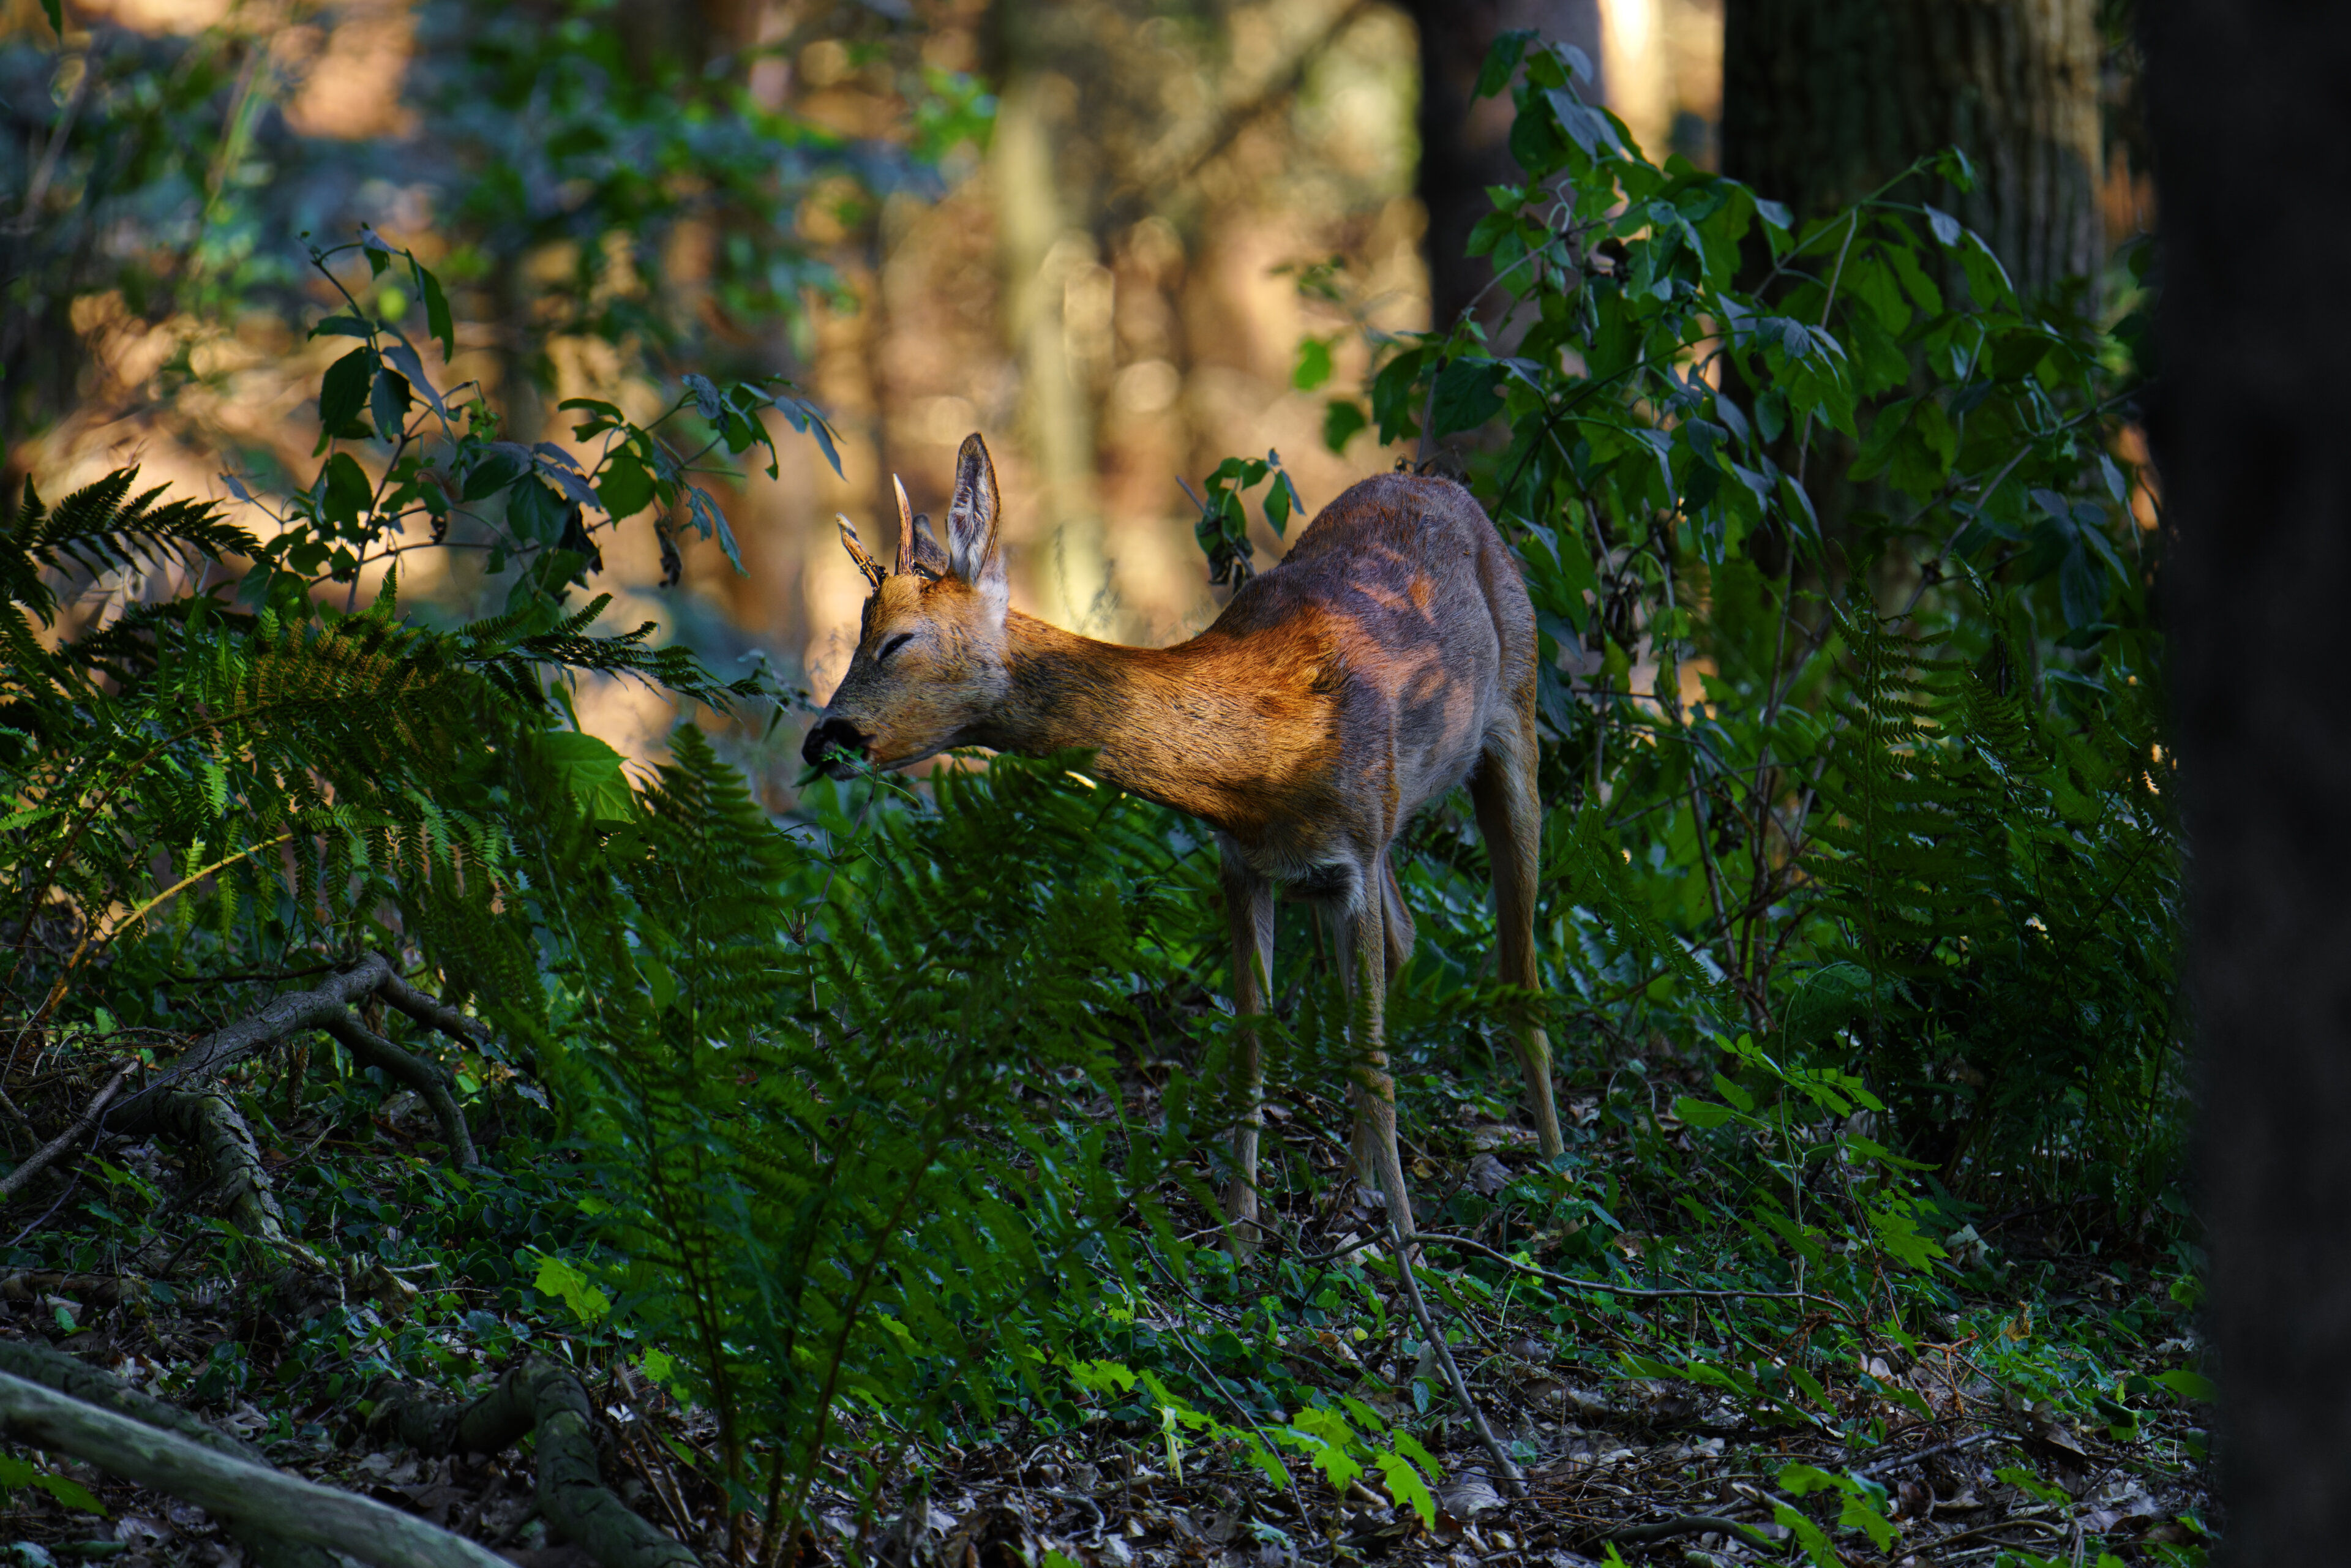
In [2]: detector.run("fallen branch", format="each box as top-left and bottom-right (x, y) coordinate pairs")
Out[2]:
(110, 951), (395, 1128)
(322, 1013), (478, 1167)
(126, 1086), (327, 1268)
(1383, 1202), (1528, 1499)
(1601, 1512), (1780, 1552)
(0, 1057), (132, 1199)
(377, 966), (492, 1049)
(373, 1354), (696, 1568)
(0, 1338), (260, 1461)
(0, 1340), (336, 1568)
(0, 1365), (501, 1568)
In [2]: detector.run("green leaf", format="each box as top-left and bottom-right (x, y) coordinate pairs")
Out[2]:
(1430, 356), (1507, 437)
(505, 478), (569, 546)
(415, 261), (457, 361)
(318, 347), (378, 441)
(2154, 1368), (2216, 1403)
(1837, 1484), (1895, 1551)
(40, 0), (61, 35)
(541, 730), (637, 825)
(370, 365), (412, 443)
(1322, 398), (1368, 454)
(1777, 1463), (1843, 1496)
(32, 1469), (105, 1514)
(1373, 1449), (1436, 1528)
(597, 452), (659, 520)
(380, 337), (449, 418)
(1293, 336), (1335, 391)
(463, 445), (531, 501)
(1475, 28), (1537, 97)
(1674, 1096), (1758, 1131)
(1389, 1427), (1439, 1479)
(321, 452), (375, 531)
(1996, 1466), (2069, 1506)
(532, 1252), (612, 1323)
(1773, 1501), (1841, 1567)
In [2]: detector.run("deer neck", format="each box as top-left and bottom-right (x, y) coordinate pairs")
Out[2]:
(982, 610), (1292, 828)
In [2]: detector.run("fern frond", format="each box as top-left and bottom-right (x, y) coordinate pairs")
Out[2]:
(1, 469), (259, 628)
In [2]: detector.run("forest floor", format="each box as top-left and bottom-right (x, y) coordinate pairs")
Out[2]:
(0, 1037), (2212, 1568)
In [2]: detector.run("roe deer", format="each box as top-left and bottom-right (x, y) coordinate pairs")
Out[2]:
(803, 432), (1564, 1247)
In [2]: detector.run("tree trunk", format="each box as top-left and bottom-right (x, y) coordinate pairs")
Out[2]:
(1720, 0), (2103, 299)
(989, 4), (1111, 632)
(1407, 0), (1604, 332)
(2145, 2), (2351, 1562)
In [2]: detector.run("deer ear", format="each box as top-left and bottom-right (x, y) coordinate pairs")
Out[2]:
(836, 514), (886, 590)
(944, 432), (1005, 606)
(909, 513), (950, 574)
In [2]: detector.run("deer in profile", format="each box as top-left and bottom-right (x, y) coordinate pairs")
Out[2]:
(803, 432), (1564, 1248)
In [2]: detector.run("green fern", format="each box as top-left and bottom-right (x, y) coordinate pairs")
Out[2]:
(1805, 600), (2181, 1208)
(538, 740), (1177, 1531)
(1, 476), (752, 1024)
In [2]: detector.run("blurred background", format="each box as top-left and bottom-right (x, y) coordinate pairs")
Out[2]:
(1, 0), (2148, 792)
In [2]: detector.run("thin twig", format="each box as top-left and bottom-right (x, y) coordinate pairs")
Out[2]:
(1383, 1206), (1528, 1499)
(0, 1059), (134, 1201)
(1850, 1429), (1996, 1480)
(1406, 1229), (1851, 1312)
(1160, 1319), (1316, 1532)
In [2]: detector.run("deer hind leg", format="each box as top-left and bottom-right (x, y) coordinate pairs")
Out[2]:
(1219, 844), (1276, 1253)
(1470, 718), (1565, 1158)
(1340, 872), (1417, 1245)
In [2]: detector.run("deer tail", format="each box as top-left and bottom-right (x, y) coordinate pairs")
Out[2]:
(1381, 856), (1416, 982)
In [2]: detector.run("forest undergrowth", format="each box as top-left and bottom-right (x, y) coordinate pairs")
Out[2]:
(0, 23), (2203, 1568)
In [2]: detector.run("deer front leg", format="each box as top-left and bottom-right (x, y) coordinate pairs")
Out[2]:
(1219, 845), (1275, 1253)
(1342, 877), (1417, 1245)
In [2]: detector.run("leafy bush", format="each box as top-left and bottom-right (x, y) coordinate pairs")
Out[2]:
(1299, 33), (2176, 1207)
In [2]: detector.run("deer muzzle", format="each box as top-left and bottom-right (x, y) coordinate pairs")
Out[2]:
(801, 716), (871, 776)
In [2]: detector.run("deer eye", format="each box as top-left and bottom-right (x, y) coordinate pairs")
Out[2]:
(878, 631), (915, 662)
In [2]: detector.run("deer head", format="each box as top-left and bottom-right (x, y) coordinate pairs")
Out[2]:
(801, 433), (1010, 778)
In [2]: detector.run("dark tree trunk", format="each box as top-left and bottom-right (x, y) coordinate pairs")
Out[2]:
(2145, 3), (2351, 1562)
(1408, 0), (1603, 331)
(1721, 0), (2103, 299)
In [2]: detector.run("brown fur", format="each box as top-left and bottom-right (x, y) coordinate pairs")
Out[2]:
(805, 435), (1564, 1246)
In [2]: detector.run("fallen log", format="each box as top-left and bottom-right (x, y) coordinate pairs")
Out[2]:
(0, 1364), (504, 1568)
(373, 1355), (697, 1568)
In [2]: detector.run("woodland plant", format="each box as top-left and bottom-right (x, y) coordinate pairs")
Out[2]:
(0, 21), (2197, 1567)
(1284, 31), (2178, 1215)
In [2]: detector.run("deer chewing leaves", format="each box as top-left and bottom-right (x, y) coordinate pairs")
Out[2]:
(804, 432), (1565, 1247)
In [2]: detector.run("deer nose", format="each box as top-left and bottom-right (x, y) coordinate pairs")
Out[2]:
(802, 716), (869, 772)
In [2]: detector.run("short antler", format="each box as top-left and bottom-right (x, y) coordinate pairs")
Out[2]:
(892, 476), (916, 577)
(835, 514), (886, 588)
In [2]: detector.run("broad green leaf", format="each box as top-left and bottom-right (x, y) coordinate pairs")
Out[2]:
(2154, 1369), (2216, 1403)
(318, 347), (377, 440)
(1431, 356), (1507, 436)
(1374, 1449), (1436, 1528)
(540, 730), (636, 825)
(1292, 336), (1335, 391)
(532, 1253), (611, 1324)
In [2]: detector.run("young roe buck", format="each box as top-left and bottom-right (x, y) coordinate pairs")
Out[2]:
(803, 432), (1564, 1246)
